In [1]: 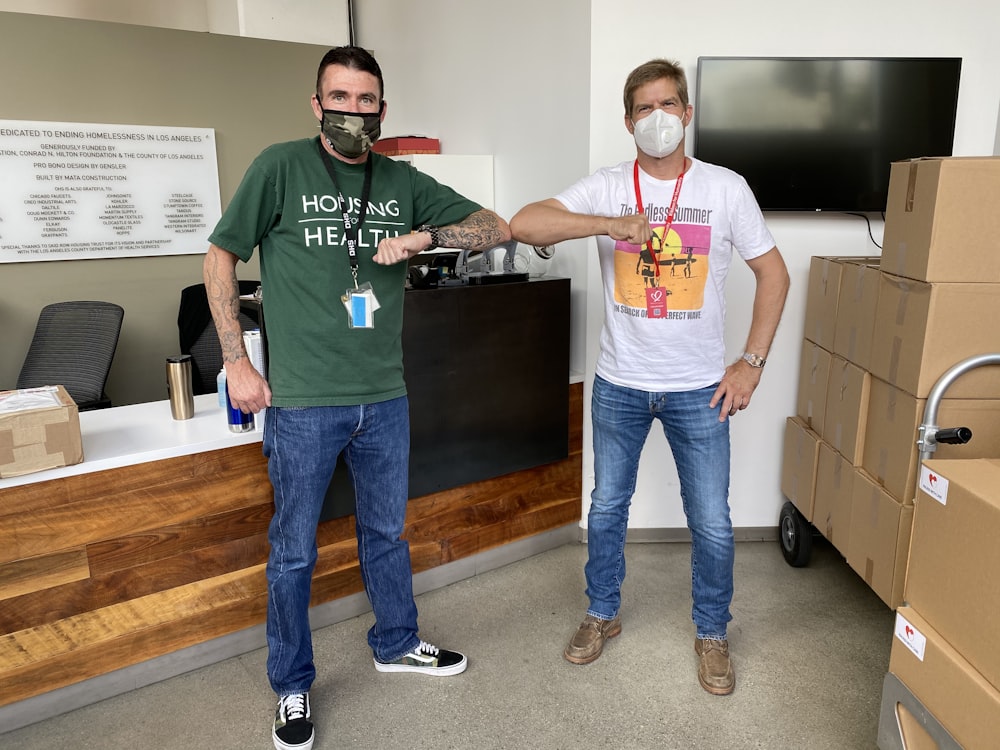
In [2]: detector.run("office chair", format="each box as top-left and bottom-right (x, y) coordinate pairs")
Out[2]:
(178, 282), (261, 395)
(16, 300), (125, 411)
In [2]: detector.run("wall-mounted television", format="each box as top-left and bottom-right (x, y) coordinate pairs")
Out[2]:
(693, 57), (962, 212)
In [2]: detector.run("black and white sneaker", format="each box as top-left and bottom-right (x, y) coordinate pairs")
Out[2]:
(373, 640), (467, 676)
(272, 692), (314, 750)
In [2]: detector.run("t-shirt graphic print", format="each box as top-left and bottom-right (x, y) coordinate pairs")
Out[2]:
(613, 220), (712, 314)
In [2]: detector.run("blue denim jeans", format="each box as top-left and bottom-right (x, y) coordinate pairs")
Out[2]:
(262, 397), (420, 695)
(586, 374), (734, 640)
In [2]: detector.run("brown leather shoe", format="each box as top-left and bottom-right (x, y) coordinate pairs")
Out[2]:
(695, 638), (735, 695)
(564, 614), (622, 664)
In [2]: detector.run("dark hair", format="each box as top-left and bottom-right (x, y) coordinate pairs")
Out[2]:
(623, 59), (689, 117)
(316, 46), (384, 100)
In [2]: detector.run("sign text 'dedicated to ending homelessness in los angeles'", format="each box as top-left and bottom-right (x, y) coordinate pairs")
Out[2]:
(0, 120), (221, 263)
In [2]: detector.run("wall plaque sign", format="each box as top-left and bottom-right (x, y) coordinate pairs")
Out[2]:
(0, 120), (221, 263)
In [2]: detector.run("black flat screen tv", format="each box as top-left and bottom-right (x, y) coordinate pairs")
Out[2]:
(693, 57), (962, 212)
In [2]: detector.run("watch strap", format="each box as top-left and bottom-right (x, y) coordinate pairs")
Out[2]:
(417, 224), (440, 250)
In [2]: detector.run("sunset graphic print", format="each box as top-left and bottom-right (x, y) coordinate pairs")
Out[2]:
(613, 220), (711, 314)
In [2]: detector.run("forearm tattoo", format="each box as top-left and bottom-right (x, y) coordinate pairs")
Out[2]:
(437, 209), (508, 252)
(204, 252), (247, 365)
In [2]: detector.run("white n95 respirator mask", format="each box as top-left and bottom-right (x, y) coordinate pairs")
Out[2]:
(632, 109), (685, 158)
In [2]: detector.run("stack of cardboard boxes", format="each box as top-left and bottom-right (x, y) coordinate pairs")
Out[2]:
(888, 459), (1000, 748)
(782, 156), (1000, 746)
(781, 156), (1000, 607)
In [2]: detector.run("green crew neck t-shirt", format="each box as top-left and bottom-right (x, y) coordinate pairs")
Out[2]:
(209, 136), (482, 406)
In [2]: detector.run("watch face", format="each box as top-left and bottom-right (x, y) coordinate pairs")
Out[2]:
(743, 353), (765, 368)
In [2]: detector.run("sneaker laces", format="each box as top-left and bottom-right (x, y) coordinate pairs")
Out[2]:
(280, 693), (307, 721)
(415, 640), (440, 656)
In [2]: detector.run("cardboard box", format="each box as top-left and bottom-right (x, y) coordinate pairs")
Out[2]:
(869, 272), (1000, 399)
(889, 606), (1000, 750)
(0, 385), (83, 478)
(812, 441), (853, 556)
(832, 257), (880, 371)
(803, 256), (848, 351)
(881, 157), (1000, 283)
(823, 356), (870, 465)
(781, 416), (821, 521)
(847, 468), (912, 608)
(862, 377), (1000, 503)
(796, 338), (832, 435)
(372, 136), (441, 156)
(905, 458), (1000, 692)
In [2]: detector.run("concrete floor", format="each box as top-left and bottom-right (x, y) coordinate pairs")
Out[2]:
(0, 537), (894, 750)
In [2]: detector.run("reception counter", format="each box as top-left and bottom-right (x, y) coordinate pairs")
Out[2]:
(0, 278), (582, 729)
(1, 393), (260, 488)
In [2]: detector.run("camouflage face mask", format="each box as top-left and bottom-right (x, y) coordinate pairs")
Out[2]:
(320, 105), (383, 159)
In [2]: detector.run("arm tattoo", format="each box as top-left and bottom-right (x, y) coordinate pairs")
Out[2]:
(437, 209), (509, 252)
(204, 249), (247, 365)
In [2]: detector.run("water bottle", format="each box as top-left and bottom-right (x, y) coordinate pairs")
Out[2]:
(217, 368), (227, 408)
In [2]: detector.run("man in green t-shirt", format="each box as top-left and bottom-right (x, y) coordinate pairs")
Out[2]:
(204, 46), (510, 750)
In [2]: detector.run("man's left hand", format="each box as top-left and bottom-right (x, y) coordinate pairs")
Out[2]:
(373, 233), (427, 265)
(709, 360), (763, 422)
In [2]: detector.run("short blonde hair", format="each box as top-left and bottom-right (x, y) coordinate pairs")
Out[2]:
(623, 59), (689, 117)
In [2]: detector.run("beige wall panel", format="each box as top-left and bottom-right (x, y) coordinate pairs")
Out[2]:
(0, 1), (209, 31)
(0, 12), (333, 405)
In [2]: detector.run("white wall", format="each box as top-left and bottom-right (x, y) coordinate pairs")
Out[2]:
(585, 0), (1000, 529)
(353, 0), (593, 379)
(206, 0), (350, 45)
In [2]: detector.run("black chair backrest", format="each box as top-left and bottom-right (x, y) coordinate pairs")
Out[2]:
(178, 282), (260, 395)
(16, 300), (125, 410)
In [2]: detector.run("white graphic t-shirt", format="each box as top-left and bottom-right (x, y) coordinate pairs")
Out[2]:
(555, 158), (775, 392)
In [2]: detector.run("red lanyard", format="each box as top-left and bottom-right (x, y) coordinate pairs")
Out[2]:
(633, 159), (685, 279)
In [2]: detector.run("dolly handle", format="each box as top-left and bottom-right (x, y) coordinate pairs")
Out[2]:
(934, 426), (973, 445)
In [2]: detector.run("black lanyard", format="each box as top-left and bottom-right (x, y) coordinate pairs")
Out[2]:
(317, 139), (373, 288)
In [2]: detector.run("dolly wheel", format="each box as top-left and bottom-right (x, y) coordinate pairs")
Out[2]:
(779, 501), (812, 567)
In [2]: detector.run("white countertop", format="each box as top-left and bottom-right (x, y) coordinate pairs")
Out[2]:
(0, 393), (263, 490)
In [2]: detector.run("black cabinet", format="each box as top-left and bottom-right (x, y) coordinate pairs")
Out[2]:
(322, 277), (571, 520)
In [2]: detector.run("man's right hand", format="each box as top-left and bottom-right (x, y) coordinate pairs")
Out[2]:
(606, 214), (652, 245)
(511, 198), (653, 248)
(225, 356), (272, 414)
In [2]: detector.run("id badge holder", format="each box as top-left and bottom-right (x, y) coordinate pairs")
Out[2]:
(645, 286), (669, 319)
(342, 281), (380, 329)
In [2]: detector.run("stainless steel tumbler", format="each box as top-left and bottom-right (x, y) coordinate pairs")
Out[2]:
(166, 355), (195, 420)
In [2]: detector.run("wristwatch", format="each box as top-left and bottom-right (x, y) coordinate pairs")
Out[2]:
(741, 352), (766, 369)
(417, 224), (440, 251)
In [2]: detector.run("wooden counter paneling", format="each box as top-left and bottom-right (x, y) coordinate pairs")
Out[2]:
(0, 383), (582, 707)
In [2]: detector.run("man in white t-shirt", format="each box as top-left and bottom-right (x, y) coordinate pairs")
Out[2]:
(510, 58), (789, 695)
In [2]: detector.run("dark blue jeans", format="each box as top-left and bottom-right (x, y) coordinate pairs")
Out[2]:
(262, 397), (420, 696)
(586, 375), (734, 639)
